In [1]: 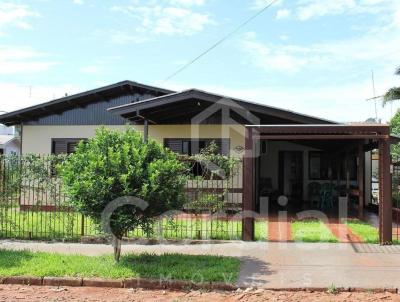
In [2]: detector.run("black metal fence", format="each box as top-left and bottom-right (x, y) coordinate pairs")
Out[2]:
(392, 156), (400, 242)
(0, 154), (267, 242)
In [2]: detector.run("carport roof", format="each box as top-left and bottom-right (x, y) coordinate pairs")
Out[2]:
(245, 124), (398, 151)
(246, 124), (391, 135)
(108, 89), (337, 125)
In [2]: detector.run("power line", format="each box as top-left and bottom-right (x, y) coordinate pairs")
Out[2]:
(162, 0), (280, 83)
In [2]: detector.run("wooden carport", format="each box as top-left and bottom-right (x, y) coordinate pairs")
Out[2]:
(243, 124), (396, 244)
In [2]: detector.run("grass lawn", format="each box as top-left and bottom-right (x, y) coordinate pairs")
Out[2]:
(346, 219), (400, 244)
(132, 219), (268, 241)
(254, 220), (268, 241)
(291, 219), (338, 243)
(0, 207), (98, 240)
(1, 208), (268, 241)
(346, 219), (378, 243)
(0, 249), (240, 283)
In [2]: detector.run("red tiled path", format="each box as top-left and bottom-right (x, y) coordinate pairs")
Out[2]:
(267, 216), (363, 243)
(324, 218), (363, 243)
(268, 216), (293, 242)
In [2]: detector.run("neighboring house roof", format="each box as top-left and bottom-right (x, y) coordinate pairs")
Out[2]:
(108, 88), (336, 125)
(0, 135), (17, 147)
(0, 80), (174, 126)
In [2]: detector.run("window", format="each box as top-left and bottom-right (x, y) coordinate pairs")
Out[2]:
(51, 138), (86, 155)
(308, 151), (357, 181)
(164, 138), (230, 156)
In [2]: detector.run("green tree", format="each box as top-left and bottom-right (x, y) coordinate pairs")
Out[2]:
(383, 67), (400, 107)
(390, 110), (400, 158)
(59, 128), (187, 261)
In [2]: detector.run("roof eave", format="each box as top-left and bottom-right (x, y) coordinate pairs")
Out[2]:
(108, 89), (336, 125)
(0, 80), (175, 126)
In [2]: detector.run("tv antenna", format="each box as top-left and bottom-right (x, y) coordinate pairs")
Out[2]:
(365, 70), (383, 122)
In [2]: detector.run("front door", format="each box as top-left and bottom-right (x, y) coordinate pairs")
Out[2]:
(279, 151), (303, 206)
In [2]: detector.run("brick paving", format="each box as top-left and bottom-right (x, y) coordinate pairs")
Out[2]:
(324, 218), (363, 243)
(267, 216), (293, 242)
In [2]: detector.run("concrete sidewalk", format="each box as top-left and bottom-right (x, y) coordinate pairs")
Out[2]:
(1, 240), (400, 289)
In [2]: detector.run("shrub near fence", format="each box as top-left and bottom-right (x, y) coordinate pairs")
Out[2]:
(0, 154), (267, 241)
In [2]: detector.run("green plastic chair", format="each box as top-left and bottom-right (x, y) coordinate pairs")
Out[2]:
(319, 183), (335, 209)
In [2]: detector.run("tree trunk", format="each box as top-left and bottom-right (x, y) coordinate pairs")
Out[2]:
(112, 235), (122, 262)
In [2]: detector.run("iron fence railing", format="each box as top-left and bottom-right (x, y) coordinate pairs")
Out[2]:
(0, 154), (266, 241)
(392, 157), (400, 242)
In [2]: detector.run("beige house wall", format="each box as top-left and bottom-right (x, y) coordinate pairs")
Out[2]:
(21, 124), (246, 157)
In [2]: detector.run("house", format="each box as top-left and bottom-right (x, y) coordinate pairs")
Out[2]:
(0, 80), (395, 243)
(0, 135), (20, 155)
(0, 125), (20, 155)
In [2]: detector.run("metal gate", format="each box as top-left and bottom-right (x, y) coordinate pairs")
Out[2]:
(392, 156), (400, 242)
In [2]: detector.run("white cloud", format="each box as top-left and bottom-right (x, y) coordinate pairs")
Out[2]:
(72, 0), (84, 5)
(0, 83), (82, 114)
(0, 46), (57, 75)
(297, 0), (356, 21)
(394, 6), (400, 27)
(110, 0), (215, 41)
(251, 0), (283, 10)
(276, 8), (291, 19)
(240, 30), (400, 74)
(169, 0), (205, 6)
(0, 2), (38, 35)
(293, 0), (399, 22)
(242, 38), (308, 73)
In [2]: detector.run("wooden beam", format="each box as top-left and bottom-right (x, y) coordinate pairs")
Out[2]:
(345, 152), (350, 193)
(256, 134), (388, 140)
(248, 125), (390, 135)
(378, 139), (392, 244)
(242, 127), (254, 241)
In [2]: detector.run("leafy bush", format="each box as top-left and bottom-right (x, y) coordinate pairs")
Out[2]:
(185, 193), (224, 214)
(59, 128), (187, 261)
(190, 141), (240, 180)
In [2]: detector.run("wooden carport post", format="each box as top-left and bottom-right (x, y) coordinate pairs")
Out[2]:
(243, 127), (255, 241)
(357, 144), (365, 220)
(378, 138), (392, 244)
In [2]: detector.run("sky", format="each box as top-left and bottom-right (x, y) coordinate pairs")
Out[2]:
(0, 0), (399, 123)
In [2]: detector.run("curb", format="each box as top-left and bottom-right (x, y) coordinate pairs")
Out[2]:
(0, 276), (237, 291)
(264, 287), (399, 294)
(2, 276), (42, 286)
(0, 277), (398, 293)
